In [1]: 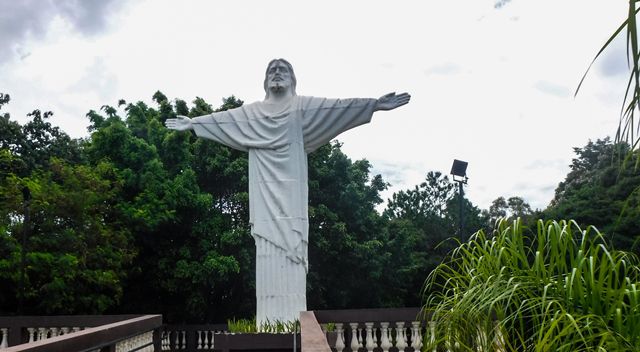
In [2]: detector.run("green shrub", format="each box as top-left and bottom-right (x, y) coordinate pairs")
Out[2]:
(227, 317), (299, 333)
(422, 219), (640, 351)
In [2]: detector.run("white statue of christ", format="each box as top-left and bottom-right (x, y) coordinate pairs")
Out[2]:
(166, 59), (410, 325)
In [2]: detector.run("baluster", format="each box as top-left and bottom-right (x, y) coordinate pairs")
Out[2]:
(27, 328), (35, 343)
(335, 323), (345, 352)
(181, 330), (187, 349)
(37, 327), (46, 341)
(161, 331), (169, 350)
(357, 328), (363, 349)
(50, 327), (59, 337)
(364, 323), (375, 352)
(72, 327), (80, 333)
(428, 321), (436, 352)
(380, 322), (391, 352)
(395, 322), (407, 352)
(349, 323), (359, 352)
(494, 321), (505, 352)
(410, 322), (422, 351)
(476, 325), (487, 352)
(169, 330), (175, 351)
(1, 328), (8, 348)
(196, 330), (202, 349)
(60, 327), (69, 335)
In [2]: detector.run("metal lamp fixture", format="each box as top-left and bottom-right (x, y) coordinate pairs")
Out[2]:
(450, 159), (468, 183)
(450, 159), (469, 235)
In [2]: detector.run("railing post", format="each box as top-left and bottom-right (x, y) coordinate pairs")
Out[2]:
(300, 311), (331, 352)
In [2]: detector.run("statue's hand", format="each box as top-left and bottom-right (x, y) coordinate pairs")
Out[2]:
(165, 115), (194, 131)
(375, 92), (411, 111)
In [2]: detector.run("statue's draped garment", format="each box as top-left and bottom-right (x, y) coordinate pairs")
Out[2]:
(192, 96), (376, 324)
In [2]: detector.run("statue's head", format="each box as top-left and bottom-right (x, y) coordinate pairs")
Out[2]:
(264, 58), (297, 99)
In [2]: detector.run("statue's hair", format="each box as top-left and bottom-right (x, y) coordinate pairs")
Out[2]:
(264, 58), (297, 99)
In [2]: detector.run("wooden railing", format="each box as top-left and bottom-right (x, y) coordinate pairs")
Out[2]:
(0, 315), (162, 352)
(0, 314), (145, 347)
(0, 308), (429, 352)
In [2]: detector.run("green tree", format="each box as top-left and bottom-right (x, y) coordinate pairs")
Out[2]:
(485, 195), (535, 227)
(0, 95), (128, 315)
(306, 142), (389, 309)
(83, 95), (254, 322)
(0, 158), (133, 314)
(544, 138), (640, 252)
(383, 171), (485, 306)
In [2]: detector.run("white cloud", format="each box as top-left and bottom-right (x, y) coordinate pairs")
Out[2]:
(0, 0), (632, 212)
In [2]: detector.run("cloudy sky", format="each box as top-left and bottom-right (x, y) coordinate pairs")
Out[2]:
(0, 0), (630, 211)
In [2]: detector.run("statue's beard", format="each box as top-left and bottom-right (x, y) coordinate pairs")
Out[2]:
(269, 82), (289, 94)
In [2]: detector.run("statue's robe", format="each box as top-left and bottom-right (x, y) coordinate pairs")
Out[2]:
(192, 96), (377, 324)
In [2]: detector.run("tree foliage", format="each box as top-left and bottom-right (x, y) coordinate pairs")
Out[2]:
(383, 171), (486, 306)
(545, 138), (640, 252)
(0, 91), (490, 320)
(0, 96), (131, 314)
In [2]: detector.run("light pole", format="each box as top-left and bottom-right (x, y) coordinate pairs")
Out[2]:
(450, 159), (468, 236)
(19, 186), (30, 315)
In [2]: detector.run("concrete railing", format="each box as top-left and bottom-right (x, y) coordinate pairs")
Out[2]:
(0, 314), (147, 348)
(312, 308), (426, 352)
(0, 315), (162, 352)
(160, 324), (300, 352)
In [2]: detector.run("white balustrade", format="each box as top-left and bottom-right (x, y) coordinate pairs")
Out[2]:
(410, 321), (422, 351)
(323, 320), (429, 352)
(161, 331), (170, 350)
(196, 330), (215, 350)
(349, 323), (359, 352)
(364, 322), (375, 352)
(395, 322), (407, 351)
(1, 328), (8, 349)
(27, 327), (35, 343)
(115, 330), (153, 352)
(334, 323), (345, 352)
(162, 329), (206, 351)
(428, 321), (436, 352)
(379, 322), (391, 352)
(494, 321), (506, 352)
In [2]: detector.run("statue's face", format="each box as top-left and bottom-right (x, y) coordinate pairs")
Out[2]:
(266, 61), (292, 93)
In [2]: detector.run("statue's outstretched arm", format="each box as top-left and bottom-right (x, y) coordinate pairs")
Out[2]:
(165, 115), (193, 131)
(375, 92), (411, 111)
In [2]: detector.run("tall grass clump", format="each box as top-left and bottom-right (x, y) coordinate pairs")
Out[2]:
(227, 317), (299, 333)
(423, 219), (640, 351)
